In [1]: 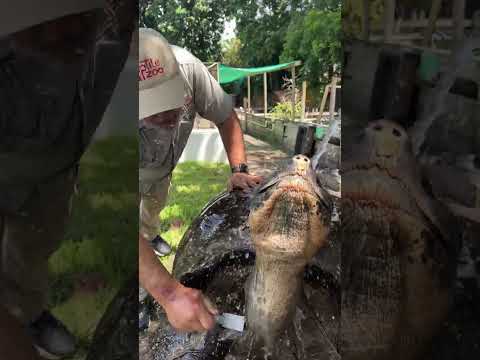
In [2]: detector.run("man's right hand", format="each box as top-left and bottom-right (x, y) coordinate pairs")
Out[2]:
(139, 233), (218, 333)
(162, 283), (218, 332)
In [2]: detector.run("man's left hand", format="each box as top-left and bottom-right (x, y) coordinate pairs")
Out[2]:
(228, 173), (263, 192)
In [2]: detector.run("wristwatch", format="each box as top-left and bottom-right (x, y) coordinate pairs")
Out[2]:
(231, 163), (249, 174)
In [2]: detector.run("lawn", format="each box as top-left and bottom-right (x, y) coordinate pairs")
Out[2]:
(48, 136), (138, 359)
(46, 138), (229, 359)
(158, 161), (230, 271)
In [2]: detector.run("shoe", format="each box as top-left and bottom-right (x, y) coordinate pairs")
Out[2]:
(150, 235), (172, 256)
(28, 311), (76, 359)
(139, 302), (151, 331)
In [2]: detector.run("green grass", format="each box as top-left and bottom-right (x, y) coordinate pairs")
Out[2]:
(47, 146), (229, 358)
(159, 161), (230, 271)
(47, 136), (138, 358)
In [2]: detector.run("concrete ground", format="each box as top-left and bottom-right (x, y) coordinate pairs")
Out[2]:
(244, 134), (290, 178)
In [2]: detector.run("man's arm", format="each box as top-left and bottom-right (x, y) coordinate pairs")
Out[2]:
(218, 110), (263, 190)
(182, 54), (263, 190)
(139, 234), (217, 331)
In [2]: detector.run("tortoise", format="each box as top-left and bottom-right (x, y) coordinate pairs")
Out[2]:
(86, 120), (466, 360)
(138, 153), (340, 360)
(340, 119), (459, 360)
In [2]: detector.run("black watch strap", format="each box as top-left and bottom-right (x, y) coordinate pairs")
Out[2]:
(231, 163), (249, 174)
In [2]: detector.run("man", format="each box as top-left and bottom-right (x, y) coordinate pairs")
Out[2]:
(0, 1), (135, 358)
(138, 28), (262, 332)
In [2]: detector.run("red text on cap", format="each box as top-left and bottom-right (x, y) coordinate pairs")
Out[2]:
(139, 58), (165, 81)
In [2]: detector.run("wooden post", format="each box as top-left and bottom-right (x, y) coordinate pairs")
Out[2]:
(301, 81), (307, 121)
(453, 0), (466, 43)
(384, 0), (396, 42)
(329, 76), (338, 123)
(318, 84), (330, 122)
(247, 76), (251, 113)
(216, 63), (220, 83)
(292, 65), (296, 121)
(423, 0), (442, 47)
(264, 72), (268, 118)
(362, 0), (370, 41)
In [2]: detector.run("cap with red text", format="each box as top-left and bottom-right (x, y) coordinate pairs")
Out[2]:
(139, 28), (185, 119)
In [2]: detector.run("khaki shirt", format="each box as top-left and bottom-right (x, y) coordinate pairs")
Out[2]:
(139, 46), (233, 181)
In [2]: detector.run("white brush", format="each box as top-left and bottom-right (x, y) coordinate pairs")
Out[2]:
(216, 313), (245, 332)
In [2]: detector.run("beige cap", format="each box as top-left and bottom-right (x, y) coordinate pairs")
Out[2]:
(139, 28), (185, 120)
(0, 0), (105, 37)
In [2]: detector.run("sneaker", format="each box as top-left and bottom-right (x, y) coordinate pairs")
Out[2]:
(150, 235), (172, 257)
(28, 311), (76, 359)
(139, 287), (151, 331)
(139, 302), (151, 331)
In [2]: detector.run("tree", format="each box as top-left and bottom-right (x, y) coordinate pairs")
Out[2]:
(221, 37), (243, 67)
(139, 0), (230, 62)
(281, 6), (341, 86)
(225, 0), (309, 67)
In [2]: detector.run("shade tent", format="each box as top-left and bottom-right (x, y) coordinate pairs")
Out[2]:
(218, 61), (298, 84)
(213, 61), (301, 120)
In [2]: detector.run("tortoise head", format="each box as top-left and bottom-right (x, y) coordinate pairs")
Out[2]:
(249, 155), (332, 262)
(345, 119), (414, 171)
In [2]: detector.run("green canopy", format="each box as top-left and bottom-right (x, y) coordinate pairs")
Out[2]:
(218, 61), (297, 84)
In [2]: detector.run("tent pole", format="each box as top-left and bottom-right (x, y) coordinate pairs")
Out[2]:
(423, 0), (442, 47)
(247, 76), (251, 113)
(362, 0), (370, 41)
(329, 76), (338, 123)
(264, 72), (268, 118)
(301, 81), (307, 121)
(318, 84), (330, 122)
(453, 0), (466, 43)
(384, 0), (396, 43)
(291, 65), (296, 121)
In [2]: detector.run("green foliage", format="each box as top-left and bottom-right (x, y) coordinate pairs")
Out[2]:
(158, 161), (230, 271)
(270, 101), (303, 121)
(342, 0), (385, 39)
(227, 0), (305, 67)
(50, 137), (138, 284)
(225, 0), (341, 97)
(140, 0), (342, 103)
(139, 0), (230, 61)
(281, 7), (341, 85)
(221, 37), (243, 67)
(48, 136), (138, 357)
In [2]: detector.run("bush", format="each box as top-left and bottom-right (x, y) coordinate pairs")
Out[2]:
(270, 101), (303, 121)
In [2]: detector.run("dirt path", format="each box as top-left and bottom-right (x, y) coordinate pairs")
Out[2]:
(244, 134), (290, 178)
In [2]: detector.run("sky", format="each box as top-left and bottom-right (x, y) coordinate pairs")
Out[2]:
(221, 19), (236, 41)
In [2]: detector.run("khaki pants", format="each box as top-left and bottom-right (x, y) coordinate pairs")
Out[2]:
(139, 174), (171, 241)
(0, 168), (77, 323)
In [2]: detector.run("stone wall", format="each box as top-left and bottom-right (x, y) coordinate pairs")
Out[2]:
(237, 111), (325, 156)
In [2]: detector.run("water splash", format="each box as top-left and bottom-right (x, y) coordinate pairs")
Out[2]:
(410, 37), (480, 157)
(312, 112), (341, 171)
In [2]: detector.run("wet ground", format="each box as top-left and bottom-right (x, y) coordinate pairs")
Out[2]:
(243, 135), (290, 178)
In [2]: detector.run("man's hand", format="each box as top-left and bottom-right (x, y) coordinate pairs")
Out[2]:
(139, 233), (218, 332)
(228, 173), (263, 192)
(218, 111), (263, 192)
(163, 283), (218, 332)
